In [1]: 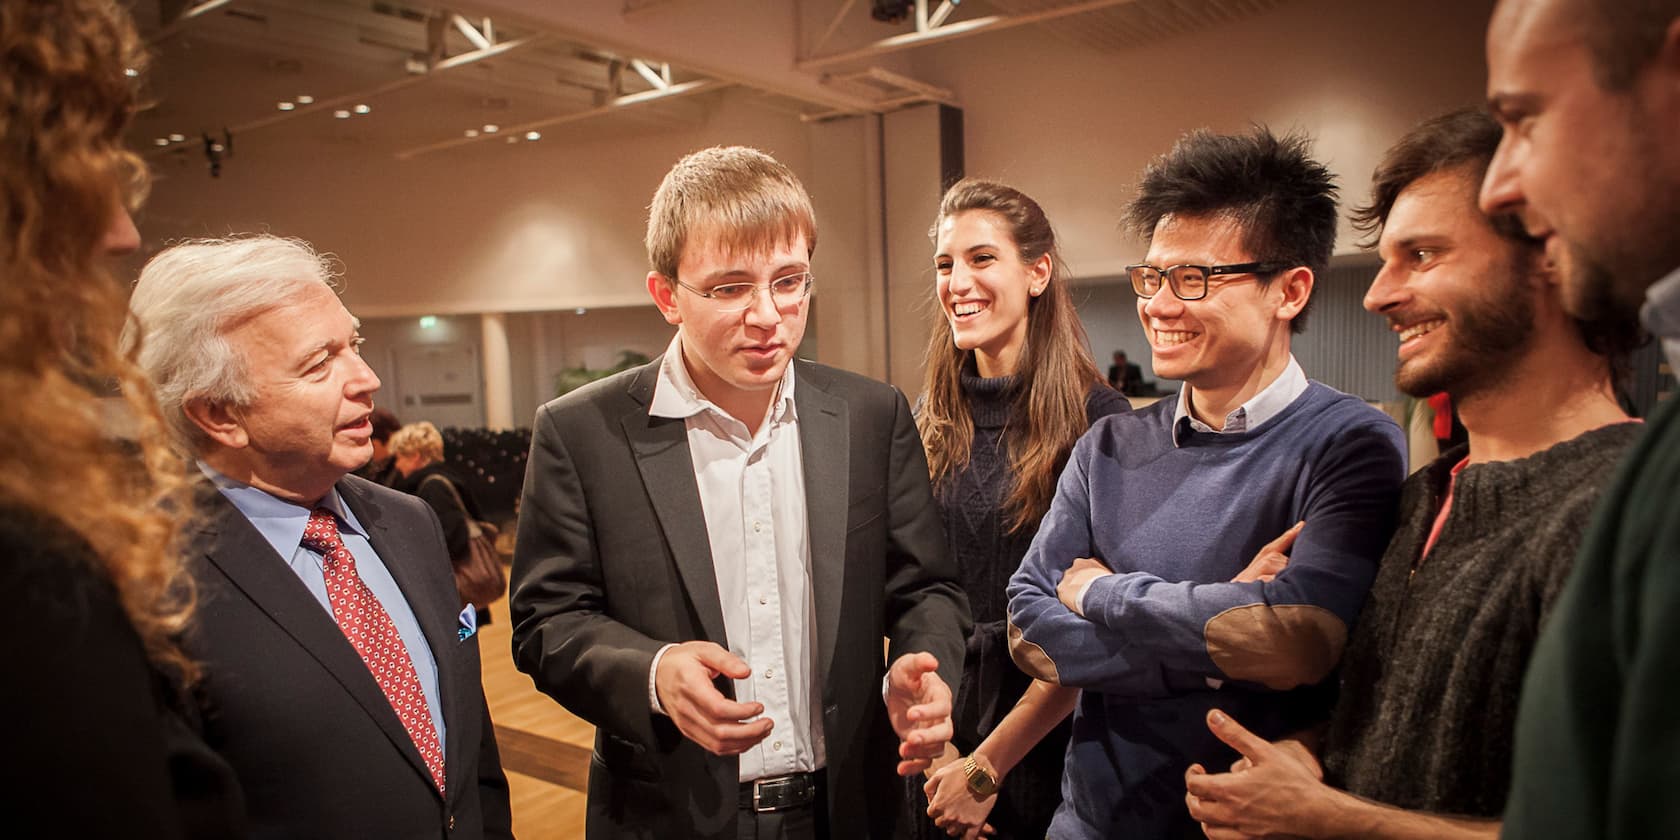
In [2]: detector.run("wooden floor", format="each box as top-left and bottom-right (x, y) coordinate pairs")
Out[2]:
(478, 592), (592, 838)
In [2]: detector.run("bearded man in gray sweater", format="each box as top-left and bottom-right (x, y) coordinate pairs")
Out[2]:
(1182, 108), (1646, 840)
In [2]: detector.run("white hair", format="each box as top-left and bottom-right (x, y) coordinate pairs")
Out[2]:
(123, 234), (342, 450)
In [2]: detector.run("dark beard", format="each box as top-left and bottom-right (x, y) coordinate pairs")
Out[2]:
(1561, 240), (1649, 325)
(1396, 280), (1535, 399)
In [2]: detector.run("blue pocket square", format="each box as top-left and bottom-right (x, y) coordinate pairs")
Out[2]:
(457, 605), (478, 641)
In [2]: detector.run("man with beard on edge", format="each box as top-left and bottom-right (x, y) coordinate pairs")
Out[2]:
(1181, 107), (1642, 840)
(1478, 0), (1680, 836)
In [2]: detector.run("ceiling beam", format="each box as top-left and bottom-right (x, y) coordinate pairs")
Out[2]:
(798, 0), (1137, 70)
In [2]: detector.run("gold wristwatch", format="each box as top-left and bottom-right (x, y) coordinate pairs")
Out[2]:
(961, 754), (998, 798)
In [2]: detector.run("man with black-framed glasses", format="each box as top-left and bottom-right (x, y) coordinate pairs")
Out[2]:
(1004, 127), (1407, 839)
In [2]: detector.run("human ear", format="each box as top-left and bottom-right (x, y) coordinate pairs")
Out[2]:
(648, 271), (682, 326)
(184, 397), (250, 450)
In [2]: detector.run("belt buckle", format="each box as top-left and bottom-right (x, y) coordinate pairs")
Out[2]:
(751, 773), (811, 813)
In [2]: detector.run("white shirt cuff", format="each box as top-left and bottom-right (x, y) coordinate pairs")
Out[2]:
(1074, 578), (1099, 617)
(649, 643), (677, 715)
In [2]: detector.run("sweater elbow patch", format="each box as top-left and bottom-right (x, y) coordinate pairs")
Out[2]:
(1204, 604), (1346, 690)
(1007, 620), (1061, 684)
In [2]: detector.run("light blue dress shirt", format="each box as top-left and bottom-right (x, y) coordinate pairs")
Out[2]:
(199, 463), (447, 756)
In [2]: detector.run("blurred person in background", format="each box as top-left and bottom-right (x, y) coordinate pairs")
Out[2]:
(391, 420), (501, 623)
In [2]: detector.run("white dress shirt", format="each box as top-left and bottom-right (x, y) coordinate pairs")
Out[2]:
(645, 335), (824, 781)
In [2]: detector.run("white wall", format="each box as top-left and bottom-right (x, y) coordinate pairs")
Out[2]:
(908, 0), (1496, 276)
(137, 0), (1497, 412)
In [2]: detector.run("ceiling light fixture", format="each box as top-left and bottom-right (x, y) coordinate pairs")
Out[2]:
(465, 129), (479, 138)
(525, 131), (541, 141)
(482, 123), (499, 133)
(333, 109), (351, 119)
(125, 67), (140, 77)
(154, 137), (169, 146)
(168, 133), (185, 142)
(296, 94), (314, 104)
(277, 101), (295, 111)
(353, 104), (371, 114)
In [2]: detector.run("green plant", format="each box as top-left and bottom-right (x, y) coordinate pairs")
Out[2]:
(553, 350), (652, 397)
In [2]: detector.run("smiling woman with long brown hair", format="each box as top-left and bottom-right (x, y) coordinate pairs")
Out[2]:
(0, 1), (241, 835)
(910, 179), (1128, 839)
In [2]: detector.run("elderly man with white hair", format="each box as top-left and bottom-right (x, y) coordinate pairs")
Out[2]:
(125, 234), (514, 840)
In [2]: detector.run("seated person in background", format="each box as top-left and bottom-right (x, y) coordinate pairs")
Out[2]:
(1107, 350), (1146, 396)
(127, 234), (512, 840)
(391, 420), (501, 621)
(1183, 108), (1643, 840)
(1005, 127), (1407, 839)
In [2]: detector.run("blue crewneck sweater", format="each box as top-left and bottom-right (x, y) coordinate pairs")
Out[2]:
(1007, 381), (1406, 839)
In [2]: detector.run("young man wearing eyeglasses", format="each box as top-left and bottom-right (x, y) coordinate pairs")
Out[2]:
(1001, 128), (1407, 839)
(509, 145), (971, 840)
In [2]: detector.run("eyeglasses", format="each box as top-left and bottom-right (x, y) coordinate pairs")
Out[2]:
(1125, 261), (1291, 301)
(674, 271), (815, 312)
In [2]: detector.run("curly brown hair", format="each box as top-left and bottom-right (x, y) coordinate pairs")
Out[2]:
(1, 0), (197, 683)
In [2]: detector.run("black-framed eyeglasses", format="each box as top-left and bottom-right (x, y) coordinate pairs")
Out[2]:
(1125, 261), (1291, 301)
(674, 271), (815, 312)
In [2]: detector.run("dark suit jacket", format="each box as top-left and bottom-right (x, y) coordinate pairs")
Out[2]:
(187, 474), (513, 839)
(509, 356), (971, 840)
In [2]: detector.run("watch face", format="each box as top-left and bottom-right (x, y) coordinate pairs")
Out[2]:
(964, 757), (997, 797)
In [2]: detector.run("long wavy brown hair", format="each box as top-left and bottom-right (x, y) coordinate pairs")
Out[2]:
(917, 179), (1105, 533)
(1, 0), (196, 682)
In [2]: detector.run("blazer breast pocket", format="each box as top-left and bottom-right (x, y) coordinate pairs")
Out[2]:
(845, 484), (885, 533)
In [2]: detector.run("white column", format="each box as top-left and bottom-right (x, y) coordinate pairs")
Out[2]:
(480, 312), (514, 430)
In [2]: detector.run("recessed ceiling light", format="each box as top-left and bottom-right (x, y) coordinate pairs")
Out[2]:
(574, 308), (587, 315)
(464, 129), (479, 138)
(525, 131), (541, 141)
(154, 137), (169, 146)
(277, 101), (295, 111)
(296, 94), (314, 104)
(482, 124), (499, 134)
(168, 133), (185, 142)
(124, 67), (139, 77)
(353, 104), (371, 115)
(333, 109), (351, 119)
(506, 136), (518, 144)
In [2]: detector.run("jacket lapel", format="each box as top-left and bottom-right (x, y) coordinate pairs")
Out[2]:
(196, 485), (438, 796)
(338, 477), (461, 800)
(621, 359), (730, 647)
(794, 361), (849, 692)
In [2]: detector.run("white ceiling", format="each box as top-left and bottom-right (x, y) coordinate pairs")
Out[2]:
(128, 0), (1294, 167)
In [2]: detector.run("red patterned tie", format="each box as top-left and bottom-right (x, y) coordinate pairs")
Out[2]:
(301, 508), (447, 795)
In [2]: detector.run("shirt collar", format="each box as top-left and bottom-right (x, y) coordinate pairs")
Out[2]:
(1172, 354), (1308, 447)
(198, 461), (367, 558)
(1642, 266), (1680, 373)
(649, 333), (798, 428)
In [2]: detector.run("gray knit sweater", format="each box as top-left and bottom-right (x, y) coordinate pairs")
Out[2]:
(1321, 421), (1642, 817)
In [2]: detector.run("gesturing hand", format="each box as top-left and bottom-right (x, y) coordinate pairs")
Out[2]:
(1057, 556), (1113, 616)
(886, 652), (953, 776)
(1232, 521), (1305, 583)
(1183, 709), (1335, 840)
(653, 641), (772, 756)
(924, 757), (998, 839)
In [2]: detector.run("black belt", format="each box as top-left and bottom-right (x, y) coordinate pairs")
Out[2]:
(739, 771), (824, 813)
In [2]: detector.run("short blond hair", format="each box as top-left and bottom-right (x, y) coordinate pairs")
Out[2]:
(388, 420), (444, 462)
(644, 145), (817, 282)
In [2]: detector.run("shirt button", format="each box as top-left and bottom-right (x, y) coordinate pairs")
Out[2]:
(759, 595), (767, 605)
(773, 740), (783, 751)
(753, 521), (763, 533)
(764, 668), (773, 679)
